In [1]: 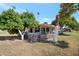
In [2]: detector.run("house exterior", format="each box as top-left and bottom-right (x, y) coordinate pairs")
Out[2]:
(29, 23), (55, 33)
(25, 23), (55, 42)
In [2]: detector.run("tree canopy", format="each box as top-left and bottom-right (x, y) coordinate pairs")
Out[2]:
(59, 3), (79, 20)
(21, 11), (39, 29)
(0, 7), (39, 32)
(0, 8), (24, 34)
(52, 3), (79, 30)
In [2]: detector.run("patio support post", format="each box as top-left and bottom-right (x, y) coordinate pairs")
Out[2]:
(33, 28), (35, 33)
(45, 27), (46, 34)
(40, 27), (41, 33)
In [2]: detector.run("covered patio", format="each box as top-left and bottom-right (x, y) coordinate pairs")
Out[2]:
(27, 23), (55, 42)
(29, 23), (55, 33)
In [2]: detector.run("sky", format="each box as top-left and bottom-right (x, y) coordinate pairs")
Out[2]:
(0, 3), (79, 24)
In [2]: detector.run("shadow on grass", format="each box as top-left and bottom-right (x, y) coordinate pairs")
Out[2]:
(59, 33), (70, 36)
(31, 38), (69, 48)
(56, 41), (69, 49)
(38, 40), (69, 49)
(38, 40), (51, 43)
(0, 36), (21, 41)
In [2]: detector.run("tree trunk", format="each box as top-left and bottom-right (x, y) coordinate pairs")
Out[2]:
(18, 30), (24, 40)
(21, 34), (24, 40)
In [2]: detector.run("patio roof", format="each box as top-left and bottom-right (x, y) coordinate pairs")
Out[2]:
(40, 23), (55, 28)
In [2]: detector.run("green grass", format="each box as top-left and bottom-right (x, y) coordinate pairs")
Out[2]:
(0, 31), (79, 56)
(0, 30), (17, 36)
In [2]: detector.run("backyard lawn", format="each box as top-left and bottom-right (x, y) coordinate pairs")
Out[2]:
(0, 31), (79, 56)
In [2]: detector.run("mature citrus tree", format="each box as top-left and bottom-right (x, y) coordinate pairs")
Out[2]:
(0, 7), (39, 40)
